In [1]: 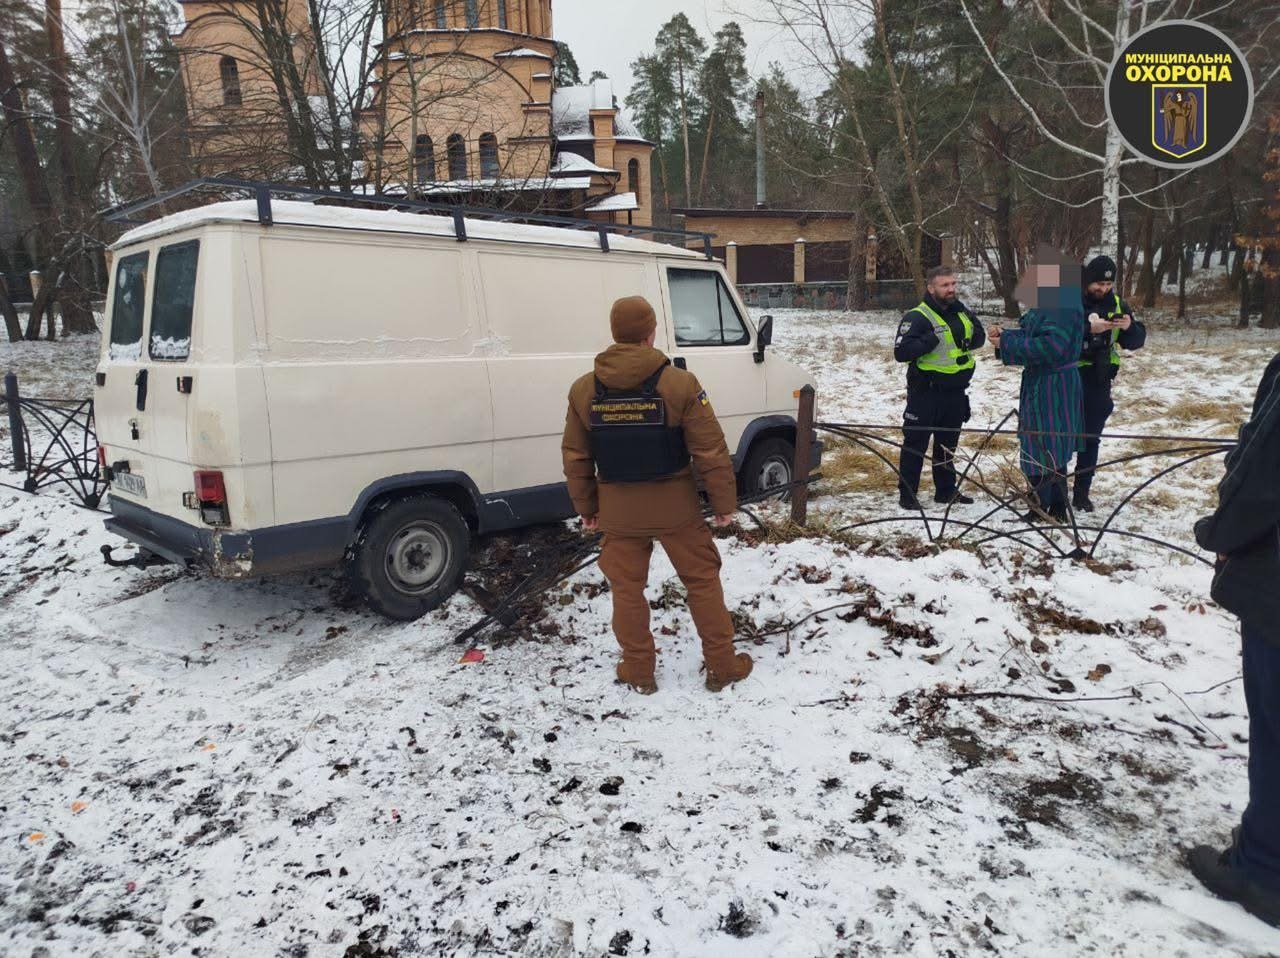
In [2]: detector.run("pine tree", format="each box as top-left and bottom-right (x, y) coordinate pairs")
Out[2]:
(553, 41), (581, 86)
(625, 53), (675, 212)
(653, 13), (705, 207)
(695, 22), (748, 205)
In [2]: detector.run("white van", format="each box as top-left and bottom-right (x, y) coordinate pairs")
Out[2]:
(95, 198), (818, 618)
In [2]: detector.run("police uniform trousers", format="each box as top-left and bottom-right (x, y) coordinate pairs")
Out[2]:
(1235, 624), (1280, 892)
(1073, 377), (1115, 500)
(898, 387), (969, 500)
(597, 519), (737, 674)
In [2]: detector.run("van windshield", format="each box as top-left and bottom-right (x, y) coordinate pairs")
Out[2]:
(150, 241), (198, 361)
(109, 252), (148, 361)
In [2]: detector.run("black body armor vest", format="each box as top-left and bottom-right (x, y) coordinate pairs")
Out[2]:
(588, 362), (690, 483)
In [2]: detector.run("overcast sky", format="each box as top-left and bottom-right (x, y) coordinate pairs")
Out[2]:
(553, 0), (801, 101)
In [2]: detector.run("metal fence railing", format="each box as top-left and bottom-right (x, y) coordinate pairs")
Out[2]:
(786, 387), (1235, 565)
(2, 373), (105, 509)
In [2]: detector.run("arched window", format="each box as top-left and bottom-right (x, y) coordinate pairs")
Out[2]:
(414, 135), (435, 184)
(465, 0), (478, 28)
(479, 133), (499, 179)
(434, 0), (445, 27)
(220, 57), (241, 107)
(497, 0), (508, 28)
(447, 134), (468, 180)
(628, 158), (640, 203)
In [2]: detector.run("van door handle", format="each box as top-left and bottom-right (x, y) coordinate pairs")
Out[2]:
(135, 369), (149, 411)
(673, 357), (687, 370)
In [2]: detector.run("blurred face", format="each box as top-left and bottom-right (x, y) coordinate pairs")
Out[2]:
(927, 272), (958, 304)
(1087, 280), (1113, 298)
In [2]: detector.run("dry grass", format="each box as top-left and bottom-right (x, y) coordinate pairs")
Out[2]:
(1166, 395), (1245, 427)
(820, 440), (902, 495)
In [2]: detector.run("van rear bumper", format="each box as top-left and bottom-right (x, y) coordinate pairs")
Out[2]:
(104, 499), (347, 578)
(104, 514), (198, 566)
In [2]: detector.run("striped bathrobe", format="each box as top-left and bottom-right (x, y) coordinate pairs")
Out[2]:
(998, 301), (1085, 480)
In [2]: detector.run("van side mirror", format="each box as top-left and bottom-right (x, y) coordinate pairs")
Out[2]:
(754, 315), (774, 364)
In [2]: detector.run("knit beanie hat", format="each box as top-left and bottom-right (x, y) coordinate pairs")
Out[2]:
(1084, 255), (1117, 285)
(610, 296), (658, 344)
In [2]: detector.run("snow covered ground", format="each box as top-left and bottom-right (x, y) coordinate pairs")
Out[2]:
(3, 305), (1280, 957)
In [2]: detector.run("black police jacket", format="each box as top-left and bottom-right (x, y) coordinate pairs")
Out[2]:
(1081, 293), (1146, 389)
(1195, 352), (1280, 644)
(893, 294), (986, 393)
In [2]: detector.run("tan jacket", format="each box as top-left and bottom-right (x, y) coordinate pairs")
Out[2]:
(562, 344), (738, 536)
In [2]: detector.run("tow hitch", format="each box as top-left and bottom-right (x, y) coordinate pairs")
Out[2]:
(100, 544), (171, 569)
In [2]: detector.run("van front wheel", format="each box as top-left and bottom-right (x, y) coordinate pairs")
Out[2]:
(741, 437), (796, 500)
(352, 495), (470, 620)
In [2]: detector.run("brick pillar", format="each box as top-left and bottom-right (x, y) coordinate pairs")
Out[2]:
(726, 242), (738, 284)
(794, 238), (806, 285)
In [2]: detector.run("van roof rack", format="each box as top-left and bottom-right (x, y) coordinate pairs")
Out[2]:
(103, 177), (717, 259)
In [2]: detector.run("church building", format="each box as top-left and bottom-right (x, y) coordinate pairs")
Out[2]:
(174, 0), (654, 225)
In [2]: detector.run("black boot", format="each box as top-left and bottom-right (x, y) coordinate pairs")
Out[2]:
(899, 491), (922, 510)
(1188, 843), (1280, 928)
(1072, 491), (1095, 513)
(935, 491), (975, 505)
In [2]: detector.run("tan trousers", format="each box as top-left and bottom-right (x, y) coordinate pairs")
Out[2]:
(597, 519), (737, 677)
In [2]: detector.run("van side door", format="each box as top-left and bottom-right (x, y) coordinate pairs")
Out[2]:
(658, 263), (764, 460)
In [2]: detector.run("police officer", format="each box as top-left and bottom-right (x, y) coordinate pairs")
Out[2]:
(1074, 255), (1146, 512)
(1189, 350), (1280, 927)
(561, 296), (753, 695)
(894, 265), (985, 508)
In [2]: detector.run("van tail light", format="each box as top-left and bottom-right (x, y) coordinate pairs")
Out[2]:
(193, 470), (230, 526)
(97, 446), (113, 480)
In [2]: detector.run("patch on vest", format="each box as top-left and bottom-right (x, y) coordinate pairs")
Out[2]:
(590, 397), (666, 427)
(697, 390), (710, 406)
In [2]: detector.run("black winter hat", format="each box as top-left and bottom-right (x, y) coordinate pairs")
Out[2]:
(1084, 255), (1117, 285)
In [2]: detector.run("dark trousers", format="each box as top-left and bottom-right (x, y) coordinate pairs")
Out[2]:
(1074, 380), (1115, 500)
(1026, 470), (1069, 515)
(1232, 625), (1280, 892)
(898, 388), (969, 501)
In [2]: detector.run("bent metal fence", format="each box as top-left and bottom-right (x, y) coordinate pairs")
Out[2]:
(2, 373), (105, 509)
(0, 374), (1236, 566)
(787, 385), (1236, 566)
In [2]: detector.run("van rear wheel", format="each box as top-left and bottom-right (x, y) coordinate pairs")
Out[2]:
(352, 495), (470, 621)
(741, 437), (796, 500)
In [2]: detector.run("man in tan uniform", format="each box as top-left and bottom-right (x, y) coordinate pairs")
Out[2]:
(562, 296), (754, 695)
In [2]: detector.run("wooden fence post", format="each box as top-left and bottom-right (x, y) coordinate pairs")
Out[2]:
(4, 372), (26, 472)
(791, 384), (815, 526)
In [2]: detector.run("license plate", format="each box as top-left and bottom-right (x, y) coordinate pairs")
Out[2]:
(113, 471), (147, 498)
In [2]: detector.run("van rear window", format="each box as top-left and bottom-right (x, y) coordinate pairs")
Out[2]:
(150, 241), (199, 361)
(108, 252), (148, 360)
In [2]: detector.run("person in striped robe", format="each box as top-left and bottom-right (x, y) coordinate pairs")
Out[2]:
(988, 252), (1085, 522)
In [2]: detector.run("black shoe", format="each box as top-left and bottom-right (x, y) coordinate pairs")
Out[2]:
(1073, 496), (1095, 513)
(899, 493), (921, 510)
(1188, 843), (1280, 928)
(936, 492), (975, 505)
(1019, 507), (1064, 525)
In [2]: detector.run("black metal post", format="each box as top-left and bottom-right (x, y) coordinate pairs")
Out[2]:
(4, 372), (26, 472)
